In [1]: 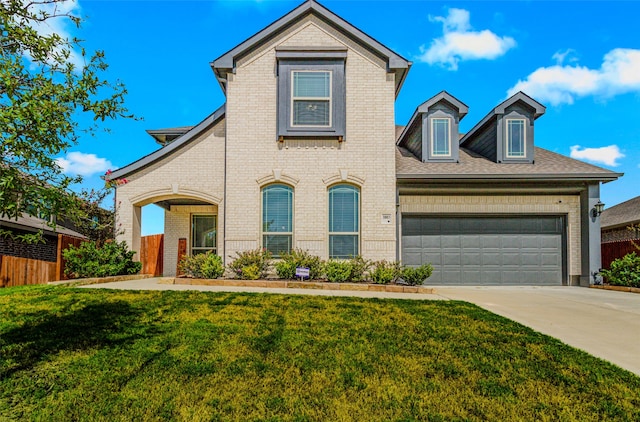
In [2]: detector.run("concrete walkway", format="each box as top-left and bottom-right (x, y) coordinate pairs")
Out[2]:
(436, 286), (640, 376)
(80, 279), (640, 376)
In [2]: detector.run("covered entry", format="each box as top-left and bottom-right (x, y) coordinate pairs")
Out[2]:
(401, 215), (565, 285)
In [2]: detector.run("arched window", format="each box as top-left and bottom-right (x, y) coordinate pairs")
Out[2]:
(328, 184), (360, 258)
(262, 184), (293, 257)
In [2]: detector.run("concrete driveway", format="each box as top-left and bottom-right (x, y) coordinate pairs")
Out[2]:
(436, 286), (640, 376)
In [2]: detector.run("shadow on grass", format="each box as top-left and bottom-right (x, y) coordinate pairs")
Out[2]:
(0, 300), (142, 379)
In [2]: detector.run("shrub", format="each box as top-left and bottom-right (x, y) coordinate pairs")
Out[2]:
(179, 252), (224, 279)
(275, 249), (325, 280)
(63, 240), (142, 279)
(600, 252), (640, 287)
(228, 249), (272, 280)
(348, 256), (370, 282)
(325, 260), (353, 283)
(400, 264), (434, 285)
(370, 260), (401, 284)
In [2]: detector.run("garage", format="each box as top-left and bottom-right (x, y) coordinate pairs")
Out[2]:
(401, 215), (565, 285)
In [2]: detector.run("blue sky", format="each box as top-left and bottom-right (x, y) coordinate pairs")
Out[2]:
(44, 0), (640, 235)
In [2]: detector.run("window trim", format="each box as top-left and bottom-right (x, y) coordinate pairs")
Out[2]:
(261, 183), (294, 258)
(430, 117), (452, 157)
(191, 214), (217, 256)
(505, 118), (526, 158)
(328, 184), (360, 259)
(290, 70), (333, 128)
(277, 58), (345, 138)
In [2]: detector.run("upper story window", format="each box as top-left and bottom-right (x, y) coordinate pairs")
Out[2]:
(292, 71), (332, 127)
(277, 53), (346, 139)
(506, 119), (526, 158)
(431, 118), (451, 157)
(328, 184), (360, 259)
(262, 184), (293, 257)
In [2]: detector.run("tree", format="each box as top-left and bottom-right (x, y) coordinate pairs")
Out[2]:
(0, 0), (132, 241)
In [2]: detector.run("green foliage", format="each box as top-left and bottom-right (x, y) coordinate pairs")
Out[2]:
(0, 0), (133, 236)
(325, 260), (353, 283)
(62, 240), (141, 279)
(179, 252), (225, 279)
(369, 260), (401, 284)
(601, 252), (640, 288)
(227, 249), (272, 280)
(401, 264), (434, 286)
(1, 288), (639, 420)
(348, 256), (370, 282)
(275, 249), (325, 280)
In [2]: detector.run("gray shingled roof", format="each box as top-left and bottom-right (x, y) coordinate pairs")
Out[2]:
(0, 214), (86, 238)
(396, 146), (621, 181)
(601, 196), (640, 229)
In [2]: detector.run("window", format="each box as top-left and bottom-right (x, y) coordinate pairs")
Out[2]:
(431, 118), (451, 156)
(506, 119), (526, 158)
(292, 71), (331, 127)
(262, 184), (293, 257)
(328, 184), (360, 259)
(192, 215), (217, 255)
(277, 57), (345, 138)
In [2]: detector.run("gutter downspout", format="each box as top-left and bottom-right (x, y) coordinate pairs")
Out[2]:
(395, 186), (400, 262)
(222, 105), (228, 266)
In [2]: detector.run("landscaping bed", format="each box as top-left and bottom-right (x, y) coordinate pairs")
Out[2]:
(1, 286), (639, 420)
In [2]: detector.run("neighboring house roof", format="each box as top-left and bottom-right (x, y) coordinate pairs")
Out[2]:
(146, 126), (194, 146)
(601, 196), (640, 230)
(396, 146), (622, 182)
(397, 91), (468, 146)
(109, 105), (225, 179)
(460, 91), (546, 146)
(0, 214), (86, 238)
(210, 0), (411, 97)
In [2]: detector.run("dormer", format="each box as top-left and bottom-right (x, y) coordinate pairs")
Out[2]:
(397, 91), (468, 163)
(460, 92), (546, 164)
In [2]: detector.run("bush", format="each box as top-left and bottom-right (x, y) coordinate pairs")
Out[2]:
(179, 252), (224, 279)
(63, 240), (142, 279)
(228, 249), (272, 280)
(348, 256), (370, 282)
(275, 249), (325, 280)
(325, 260), (353, 283)
(370, 260), (401, 284)
(600, 252), (640, 287)
(400, 264), (434, 286)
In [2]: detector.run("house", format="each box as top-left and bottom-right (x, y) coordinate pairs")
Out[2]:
(601, 196), (640, 242)
(110, 0), (620, 286)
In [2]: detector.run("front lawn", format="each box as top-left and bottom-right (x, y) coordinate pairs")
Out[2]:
(1, 286), (638, 421)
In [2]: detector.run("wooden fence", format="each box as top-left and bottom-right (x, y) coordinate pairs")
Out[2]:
(601, 239), (638, 270)
(140, 234), (164, 276)
(56, 234), (85, 281)
(0, 255), (57, 288)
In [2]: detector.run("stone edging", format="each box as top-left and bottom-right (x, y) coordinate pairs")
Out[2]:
(49, 274), (155, 287)
(590, 284), (640, 294)
(164, 277), (436, 294)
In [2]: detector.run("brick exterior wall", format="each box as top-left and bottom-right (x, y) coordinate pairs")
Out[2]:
(602, 226), (640, 242)
(224, 16), (397, 262)
(399, 194), (583, 277)
(0, 228), (58, 262)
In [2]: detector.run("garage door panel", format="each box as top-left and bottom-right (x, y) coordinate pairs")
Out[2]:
(401, 215), (564, 285)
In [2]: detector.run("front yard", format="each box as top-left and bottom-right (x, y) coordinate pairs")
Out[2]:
(1, 286), (638, 421)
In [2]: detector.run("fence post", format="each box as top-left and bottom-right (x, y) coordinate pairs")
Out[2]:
(176, 238), (187, 276)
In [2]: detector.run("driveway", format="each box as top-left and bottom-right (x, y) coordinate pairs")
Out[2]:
(436, 286), (640, 376)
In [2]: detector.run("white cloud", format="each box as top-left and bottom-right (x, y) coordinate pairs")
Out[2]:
(56, 152), (113, 177)
(552, 49), (578, 65)
(508, 48), (640, 105)
(417, 8), (516, 70)
(569, 145), (625, 167)
(21, 0), (84, 70)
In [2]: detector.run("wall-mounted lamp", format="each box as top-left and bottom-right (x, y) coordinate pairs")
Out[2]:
(591, 200), (605, 218)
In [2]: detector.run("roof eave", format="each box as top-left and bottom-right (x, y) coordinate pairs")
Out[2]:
(396, 173), (623, 182)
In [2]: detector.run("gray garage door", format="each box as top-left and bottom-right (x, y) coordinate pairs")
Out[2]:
(401, 216), (565, 285)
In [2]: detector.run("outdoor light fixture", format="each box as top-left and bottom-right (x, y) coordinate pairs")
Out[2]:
(591, 200), (605, 218)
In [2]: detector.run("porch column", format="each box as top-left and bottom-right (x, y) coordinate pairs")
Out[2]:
(579, 183), (602, 286)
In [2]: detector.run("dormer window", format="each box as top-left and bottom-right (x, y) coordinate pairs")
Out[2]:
(431, 118), (451, 157)
(506, 119), (526, 158)
(292, 71), (332, 127)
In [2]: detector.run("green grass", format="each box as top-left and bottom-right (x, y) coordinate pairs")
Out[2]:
(1, 286), (639, 421)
